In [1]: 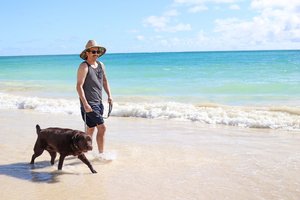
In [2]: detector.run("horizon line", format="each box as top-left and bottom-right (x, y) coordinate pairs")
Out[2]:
(0, 49), (299, 57)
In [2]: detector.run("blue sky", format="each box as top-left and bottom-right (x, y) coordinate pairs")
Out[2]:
(0, 0), (299, 56)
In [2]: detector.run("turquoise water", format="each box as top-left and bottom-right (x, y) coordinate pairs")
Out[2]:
(0, 50), (299, 105)
(107, 51), (300, 105)
(1, 50), (300, 130)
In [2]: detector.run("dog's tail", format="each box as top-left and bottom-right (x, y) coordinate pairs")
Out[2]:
(36, 124), (41, 135)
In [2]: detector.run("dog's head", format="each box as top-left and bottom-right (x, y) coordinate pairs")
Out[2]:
(73, 133), (93, 152)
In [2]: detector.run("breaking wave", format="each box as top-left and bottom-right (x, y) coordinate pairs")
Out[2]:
(0, 93), (299, 131)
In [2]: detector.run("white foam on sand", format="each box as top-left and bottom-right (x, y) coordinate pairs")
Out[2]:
(88, 151), (118, 162)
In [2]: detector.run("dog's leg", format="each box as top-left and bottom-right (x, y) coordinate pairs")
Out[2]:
(30, 139), (46, 164)
(78, 154), (97, 173)
(58, 154), (66, 170)
(30, 147), (44, 164)
(48, 151), (57, 165)
(30, 152), (43, 164)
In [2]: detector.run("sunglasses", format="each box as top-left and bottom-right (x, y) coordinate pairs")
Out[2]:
(87, 50), (102, 54)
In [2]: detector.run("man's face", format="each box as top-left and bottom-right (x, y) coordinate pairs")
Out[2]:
(86, 47), (100, 60)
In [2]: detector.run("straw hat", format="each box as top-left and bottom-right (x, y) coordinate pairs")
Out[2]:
(80, 40), (106, 60)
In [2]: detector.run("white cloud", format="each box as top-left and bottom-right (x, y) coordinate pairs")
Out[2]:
(188, 5), (208, 13)
(174, 0), (238, 4)
(136, 30), (212, 52)
(139, 0), (300, 51)
(128, 29), (139, 33)
(251, 0), (300, 10)
(143, 9), (191, 32)
(173, 0), (241, 13)
(144, 15), (170, 30)
(136, 35), (145, 41)
(229, 4), (240, 10)
(164, 9), (179, 17)
(213, 0), (300, 47)
(167, 23), (192, 32)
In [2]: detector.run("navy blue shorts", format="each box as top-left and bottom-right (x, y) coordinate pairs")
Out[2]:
(81, 103), (104, 128)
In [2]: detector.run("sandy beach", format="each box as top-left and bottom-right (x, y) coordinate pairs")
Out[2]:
(2, 0), (300, 198)
(0, 109), (299, 200)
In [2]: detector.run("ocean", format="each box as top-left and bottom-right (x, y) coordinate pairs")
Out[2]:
(0, 50), (299, 130)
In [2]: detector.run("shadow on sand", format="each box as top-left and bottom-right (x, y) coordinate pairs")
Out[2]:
(0, 161), (64, 184)
(0, 156), (108, 183)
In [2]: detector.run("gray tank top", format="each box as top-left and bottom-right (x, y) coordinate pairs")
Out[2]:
(81, 61), (103, 106)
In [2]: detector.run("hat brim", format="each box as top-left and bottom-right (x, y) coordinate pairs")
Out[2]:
(80, 46), (106, 60)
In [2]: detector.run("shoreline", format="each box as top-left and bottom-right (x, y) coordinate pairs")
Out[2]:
(1, 92), (300, 131)
(0, 109), (300, 200)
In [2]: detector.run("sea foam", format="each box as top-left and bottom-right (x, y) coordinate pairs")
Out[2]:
(0, 93), (79, 115)
(0, 93), (299, 131)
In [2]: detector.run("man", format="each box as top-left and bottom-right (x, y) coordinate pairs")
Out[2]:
(77, 40), (113, 159)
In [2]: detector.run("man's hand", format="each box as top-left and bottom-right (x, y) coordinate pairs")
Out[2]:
(108, 97), (113, 105)
(84, 104), (93, 113)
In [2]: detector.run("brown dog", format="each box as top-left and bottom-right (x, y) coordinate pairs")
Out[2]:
(30, 124), (97, 173)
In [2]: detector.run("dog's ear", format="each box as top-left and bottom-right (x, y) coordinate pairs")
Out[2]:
(75, 133), (90, 146)
(73, 133), (84, 143)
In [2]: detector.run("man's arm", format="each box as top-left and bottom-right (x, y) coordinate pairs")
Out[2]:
(100, 62), (113, 104)
(76, 63), (92, 112)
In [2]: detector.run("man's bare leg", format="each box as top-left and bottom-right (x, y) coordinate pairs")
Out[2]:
(96, 124), (106, 153)
(87, 127), (95, 138)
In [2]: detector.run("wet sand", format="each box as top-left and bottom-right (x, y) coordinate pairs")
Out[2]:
(0, 109), (300, 200)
